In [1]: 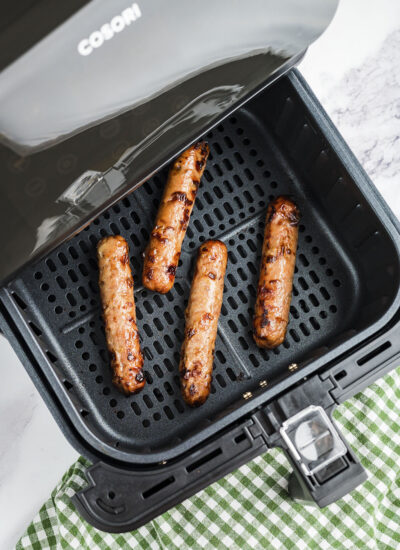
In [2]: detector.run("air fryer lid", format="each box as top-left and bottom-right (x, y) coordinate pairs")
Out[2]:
(0, 0), (338, 284)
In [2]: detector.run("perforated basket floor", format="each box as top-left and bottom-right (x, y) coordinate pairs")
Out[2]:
(6, 109), (358, 457)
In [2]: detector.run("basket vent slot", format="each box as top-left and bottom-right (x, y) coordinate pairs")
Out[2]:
(186, 448), (223, 473)
(142, 476), (175, 499)
(357, 341), (391, 366)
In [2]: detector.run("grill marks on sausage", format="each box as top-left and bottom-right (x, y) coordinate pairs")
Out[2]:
(179, 240), (227, 406)
(97, 235), (145, 395)
(142, 141), (209, 293)
(253, 197), (300, 349)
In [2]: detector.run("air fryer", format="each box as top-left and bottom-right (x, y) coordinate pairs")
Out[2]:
(1, 0), (400, 534)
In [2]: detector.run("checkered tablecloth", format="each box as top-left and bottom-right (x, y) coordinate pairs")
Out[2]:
(17, 367), (400, 550)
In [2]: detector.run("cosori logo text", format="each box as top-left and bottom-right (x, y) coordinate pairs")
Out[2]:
(77, 3), (141, 56)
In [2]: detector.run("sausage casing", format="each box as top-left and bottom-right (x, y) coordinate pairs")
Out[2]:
(97, 235), (145, 395)
(179, 240), (227, 406)
(143, 141), (209, 294)
(253, 196), (300, 349)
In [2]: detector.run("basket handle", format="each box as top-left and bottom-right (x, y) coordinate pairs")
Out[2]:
(72, 417), (267, 533)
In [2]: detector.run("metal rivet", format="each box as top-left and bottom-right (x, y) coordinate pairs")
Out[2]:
(288, 363), (298, 372)
(243, 391), (252, 400)
(259, 380), (268, 388)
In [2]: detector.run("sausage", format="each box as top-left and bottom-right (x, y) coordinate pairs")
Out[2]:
(179, 240), (227, 406)
(97, 235), (145, 395)
(253, 196), (300, 349)
(143, 141), (210, 294)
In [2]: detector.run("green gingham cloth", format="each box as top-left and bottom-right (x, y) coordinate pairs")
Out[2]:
(17, 368), (400, 550)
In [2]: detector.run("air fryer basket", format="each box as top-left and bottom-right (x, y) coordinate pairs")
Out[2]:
(2, 71), (400, 530)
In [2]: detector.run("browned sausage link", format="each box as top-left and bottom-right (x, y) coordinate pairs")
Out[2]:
(253, 196), (300, 349)
(97, 235), (145, 395)
(179, 240), (228, 406)
(143, 141), (210, 293)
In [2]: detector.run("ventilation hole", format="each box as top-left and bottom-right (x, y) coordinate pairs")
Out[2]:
(329, 305), (337, 313)
(289, 329), (300, 343)
(298, 277), (309, 290)
(228, 320), (238, 333)
(28, 321), (42, 337)
(174, 400), (184, 413)
(142, 419), (150, 428)
(163, 405), (174, 420)
(75, 340), (83, 349)
(238, 313), (248, 327)
(142, 476), (175, 499)
(103, 387), (111, 395)
(305, 235), (312, 243)
(226, 368), (236, 381)
(187, 448), (222, 473)
(319, 257), (327, 265)
(234, 196), (244, 210)
(335, 370), (347, 381)
(96, 375), (103, 384)
(227, 273), (237, 287)
(63, 380), (73, 390)
(46, 351), (58, 363)
(223, 202), (233, 215)
(55, 306), (63, 314)
(215, 350), (226, 364)
(309, 270), (319, 284)
(80, 410), (89, 418)
(34, 271), (42, 280)
(239, 337), (249, 350)
(69, 246), (78, 260)
(78, 264), (89, 277)
(164, 334), (174, 349)
(227, 296), (238, 310)
(143, 395), (153, 409)
(309, 317), (320, 330)
(333, 279), (341, 287)
(175, 283), (184, 296)
(357, 341), (391, 366)
(216, 374), (226, 388)
(326, 268), (333, 276)
(223, 158), (233, 171)
(299, 299), (310, 313)
(68, 270), (78, 283)
(131, 402), (141, 415)
(109, 399), (117, 407)
(12, 293), (28, 310)
(298, 254), (309, 267)
(234, 152), (244, 164)
(299, 323), (310, 336)
(320, 310), (327, 319)
(270, 181), (277, 189)
(309, 294), (319, 307)
(290, 306), (299, 319)
(320, 288), (331, 301)
(117, 411), (124, 419)
(244, 168), (254, 181)
(46, 259), (56, 272)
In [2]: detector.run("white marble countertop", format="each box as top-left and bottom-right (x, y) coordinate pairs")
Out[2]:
(1, 1), (399, 547)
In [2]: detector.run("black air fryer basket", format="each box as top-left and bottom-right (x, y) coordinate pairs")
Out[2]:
(1, 0), (400, 534)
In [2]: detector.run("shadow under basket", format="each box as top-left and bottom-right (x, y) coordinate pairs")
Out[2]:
(1, 71), (400, 531)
